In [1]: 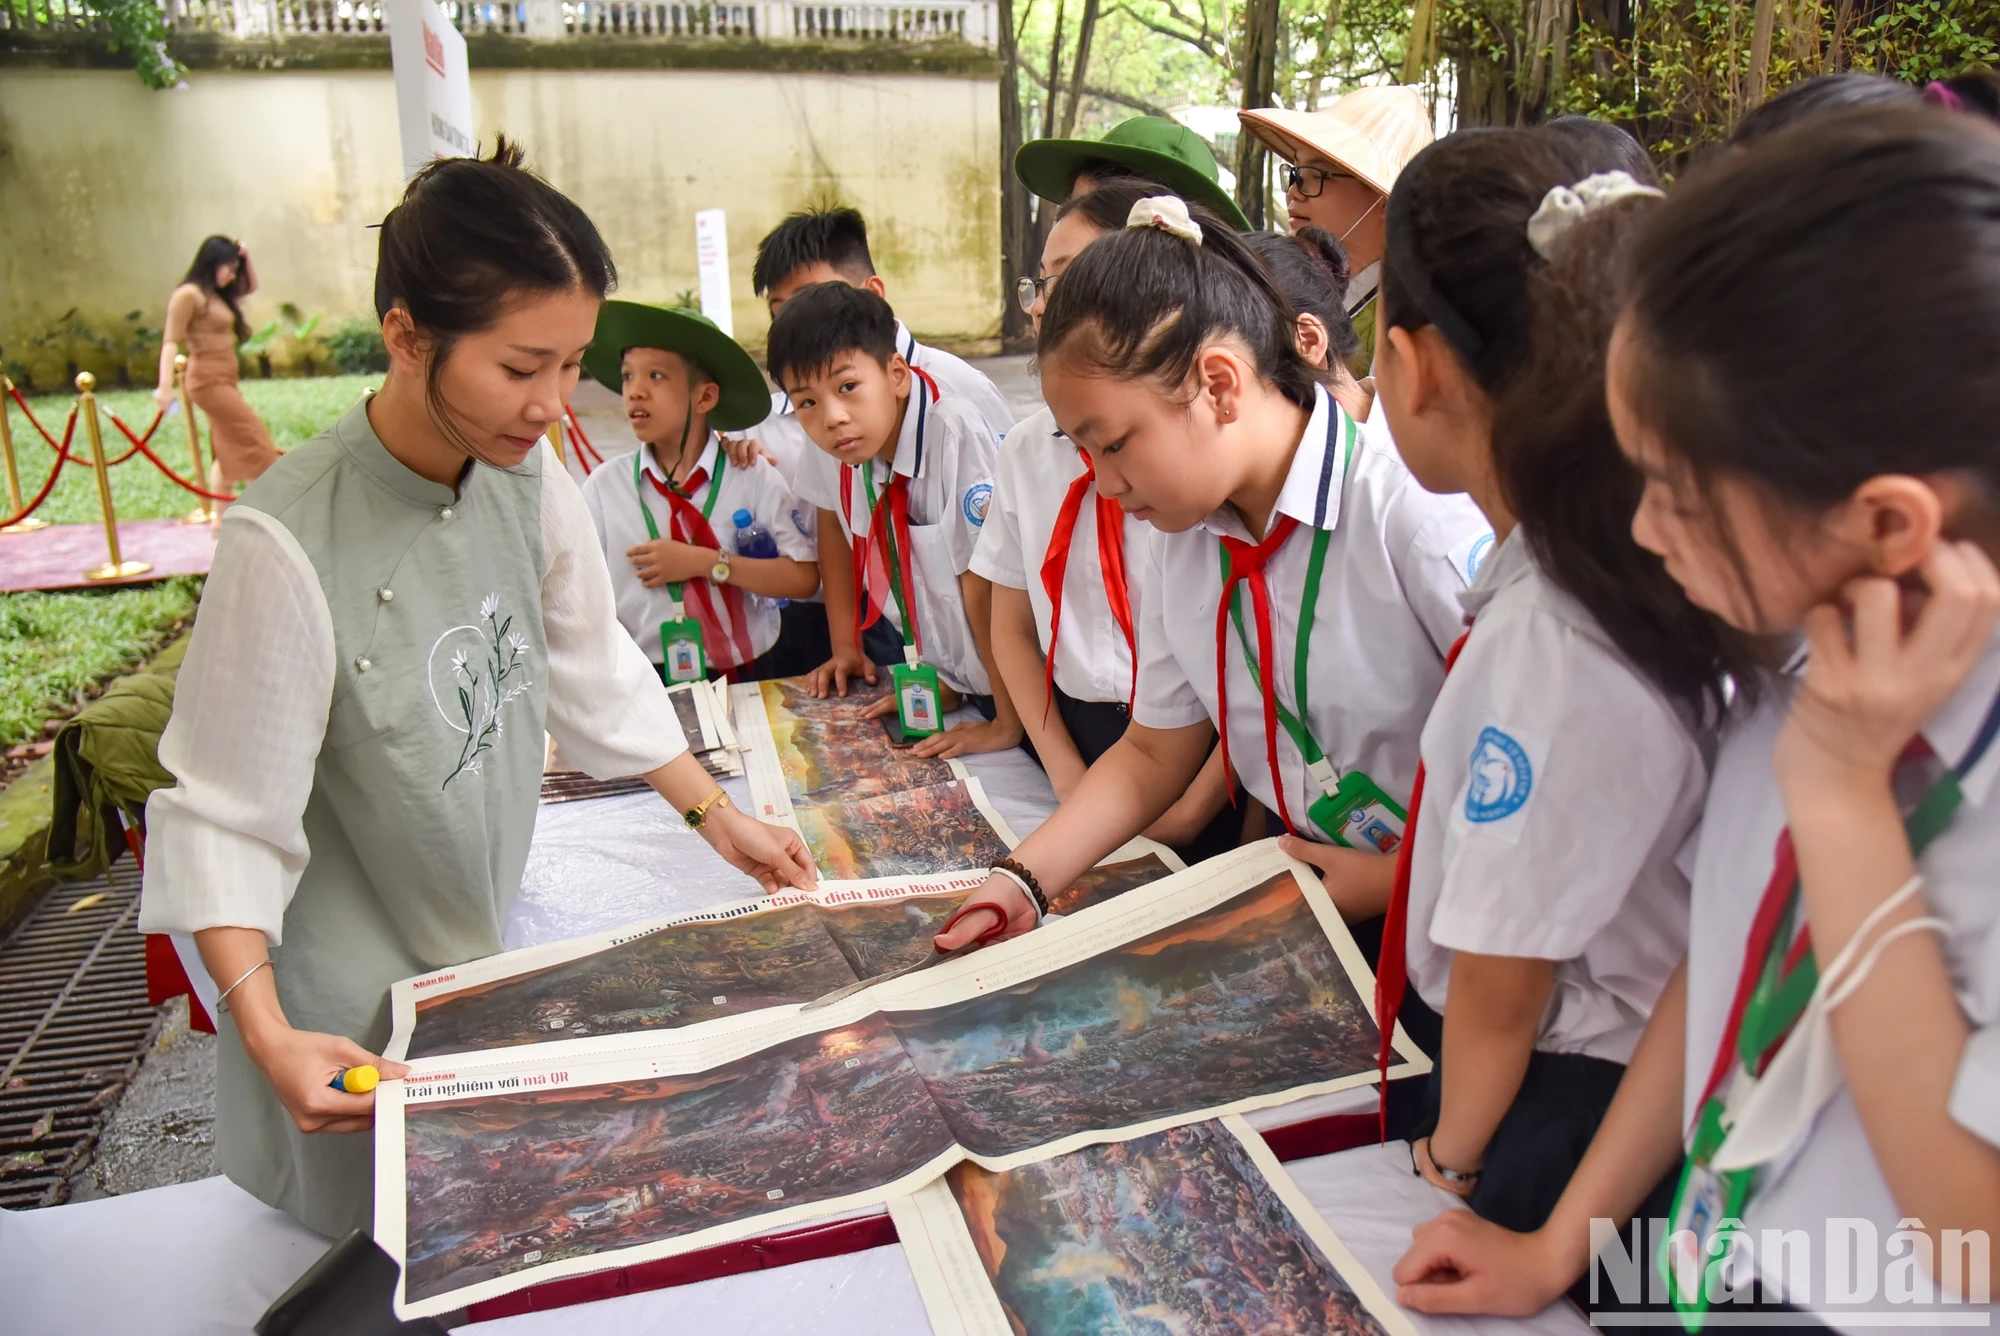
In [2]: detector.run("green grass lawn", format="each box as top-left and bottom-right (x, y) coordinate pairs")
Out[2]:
(0, 375), (379, 753)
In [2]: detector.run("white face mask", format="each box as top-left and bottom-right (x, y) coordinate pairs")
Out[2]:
(1711, 874), (1945, 1173)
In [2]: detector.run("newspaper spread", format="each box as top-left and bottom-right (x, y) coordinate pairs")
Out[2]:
(384, 837), (1181, 1066)
(889, 1113), (1420, 1336)
(375, 843), (1431, 1317)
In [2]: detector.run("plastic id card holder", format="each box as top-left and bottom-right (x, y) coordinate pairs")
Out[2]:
(891, 661), (942, 741)
(660, 615), (707, 683)
(1308, 767), (1409, 854)
(1661, 1099), (1752, 1330)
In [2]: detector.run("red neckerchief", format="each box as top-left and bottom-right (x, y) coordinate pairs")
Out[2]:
(645, 464), (757, 669)
(1216, 516), (1304, 834)
(840, 368), (938, 656)
(1039, 446), (1136, 718)
(1369, 626), (1469, 1137)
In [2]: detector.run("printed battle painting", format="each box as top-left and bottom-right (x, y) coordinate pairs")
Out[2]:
(887, 872), (1382, 1157)
(794, 781), (1012, 880)
(760, 678), (958, 802)
(399, 1016), (955, 1305)
(818, 854), (1181, 979)
(946, 1120), (1397, 1336)
(401, 902), (860, 1060)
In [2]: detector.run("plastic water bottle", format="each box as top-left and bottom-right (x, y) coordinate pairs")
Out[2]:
(731, 508), (785, 604)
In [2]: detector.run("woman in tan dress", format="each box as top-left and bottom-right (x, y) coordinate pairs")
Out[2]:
(154, 235), (281, 485)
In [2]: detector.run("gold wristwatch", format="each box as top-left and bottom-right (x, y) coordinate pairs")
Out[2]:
(709, 550), (732, 584)
(684, 786), (730, 830)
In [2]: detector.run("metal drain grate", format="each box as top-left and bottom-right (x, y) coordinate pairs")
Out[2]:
(0, 863), (158, 1209)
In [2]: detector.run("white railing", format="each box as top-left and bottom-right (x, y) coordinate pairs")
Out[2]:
(0, 0), (995, 43)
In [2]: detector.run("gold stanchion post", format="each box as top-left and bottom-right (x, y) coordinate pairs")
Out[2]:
(76, 372), (151, 581)
(174, 354), (213, 525)
(0, 373), (50, 534)
(547, 416), (566, 464)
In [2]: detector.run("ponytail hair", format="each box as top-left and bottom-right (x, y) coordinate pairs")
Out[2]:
(1246, 228), (1361, 369)
(1036, 197), (1320, 410)
(1495, 200), (1753, 723)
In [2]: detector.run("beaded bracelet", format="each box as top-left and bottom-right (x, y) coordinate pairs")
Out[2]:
(990, 857), (1049, 921)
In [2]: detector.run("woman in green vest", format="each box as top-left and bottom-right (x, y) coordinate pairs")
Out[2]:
(138, 141), (815, 1238)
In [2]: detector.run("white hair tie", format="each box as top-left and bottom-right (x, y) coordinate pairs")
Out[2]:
(1127, 195), (1203, 246)
(1526, 170), (1664, 258)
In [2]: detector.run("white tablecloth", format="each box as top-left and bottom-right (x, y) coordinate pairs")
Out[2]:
(0, 742), (1588, 1336)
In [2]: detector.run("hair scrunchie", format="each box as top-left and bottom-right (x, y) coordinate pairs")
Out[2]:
(1525, 170), (1665, 259)
(1127, 195), (1204, 247)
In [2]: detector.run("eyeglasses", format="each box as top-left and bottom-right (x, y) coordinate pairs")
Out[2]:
(1281, 163), (1356, 198)
(1016, 274), (1058, 314)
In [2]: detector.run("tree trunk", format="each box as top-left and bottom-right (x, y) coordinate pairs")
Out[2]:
(1401, 0), (1437, 85)
(1058, 0), (1101, 137)
(1042, 0), (1067, 140)
(1235, 0), (1280, 228)
(1745, 0), (1777, 109)
(998, 0), (1034, 347)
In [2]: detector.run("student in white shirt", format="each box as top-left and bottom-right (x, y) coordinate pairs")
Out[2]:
(939, 194), (1486, 953)
(750, 207), (1015, 448)
(1371, 127), (1738, 1234)
(577, 302), (817, 681)
(1393, 111), (2000, 1328)
(735, 207), (1017, 678)
(770, 281), (1023, 759)
(976, 181), (1238, 864)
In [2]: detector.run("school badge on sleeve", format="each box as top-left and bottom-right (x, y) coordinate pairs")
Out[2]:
(1462, 724), (1544, 842)
(962, 481), (993, 528)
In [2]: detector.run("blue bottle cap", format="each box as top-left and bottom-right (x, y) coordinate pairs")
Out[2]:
(733, 508), (754, 528)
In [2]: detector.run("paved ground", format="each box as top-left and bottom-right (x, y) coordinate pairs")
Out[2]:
(65, 997), (217, 1201)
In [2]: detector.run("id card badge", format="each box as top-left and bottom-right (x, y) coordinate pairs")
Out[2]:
(893, 661), (942, 738)
(660, 615), (707, 683)
(1661, 1098), (1752, 1330)
(1309, 770), (1410, 854)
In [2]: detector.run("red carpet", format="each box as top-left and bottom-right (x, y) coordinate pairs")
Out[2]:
(0, 519), (217, 593)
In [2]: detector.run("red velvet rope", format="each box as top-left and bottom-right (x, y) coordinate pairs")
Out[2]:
(0, 409), (76, 529)
(3, 385), (236, 521)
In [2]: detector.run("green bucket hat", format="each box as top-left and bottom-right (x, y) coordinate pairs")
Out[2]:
(1015, 115), (1252, 231)
(583, 301), (771, 433)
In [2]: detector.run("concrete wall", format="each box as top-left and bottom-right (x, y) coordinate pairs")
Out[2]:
(0, 65), (1000, 380)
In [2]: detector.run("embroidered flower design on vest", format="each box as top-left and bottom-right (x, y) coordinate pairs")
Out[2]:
(435, 592), (534, 789)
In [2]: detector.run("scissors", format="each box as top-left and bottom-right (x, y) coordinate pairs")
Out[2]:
(799, 902), (1009, 1012)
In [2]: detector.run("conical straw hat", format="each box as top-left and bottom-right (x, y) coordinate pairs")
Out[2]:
(1239, 86), (1434, 198)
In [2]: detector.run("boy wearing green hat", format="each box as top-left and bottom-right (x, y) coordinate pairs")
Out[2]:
(1014, 115), (1251, 230)
(580, 301), (819, 683)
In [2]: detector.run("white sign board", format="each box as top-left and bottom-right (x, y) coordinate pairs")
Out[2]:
(695, 209), (734, 338)
(387, 0), (475, 180)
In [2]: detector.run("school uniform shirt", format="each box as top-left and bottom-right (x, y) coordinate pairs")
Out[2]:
(1683, 634), (2000, 1327)
(791, 381), (999, 695)
(578, 433), (816, 670)
(1132, 383), (1490, 828)
(1402, 531), (1703, 1064)
(138, 402), (685, 1237)
(969, 406), (1151, 705)
(760, 320), (1013, 482)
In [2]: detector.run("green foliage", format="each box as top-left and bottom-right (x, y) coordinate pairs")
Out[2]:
(325, 317), (390, 376)
(3, 374), (379, 526)
(0, 580), (200, 749)
(0, 374), (377, 749)
(5, 0), (180, 86)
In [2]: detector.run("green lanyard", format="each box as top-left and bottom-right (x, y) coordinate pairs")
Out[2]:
(859, 461), (917, 646)
(633, 445), (727, 603)
(1216, 407), (1355, 773)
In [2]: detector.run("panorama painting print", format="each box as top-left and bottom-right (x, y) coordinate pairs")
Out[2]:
(945, 1120), (1396, 1336)
(403, 902), (861, 1060)
(400, 1015), (955, 1305)
(759, 677), (958, 803)
(793, 781), (1012, 880)
(887, 872), (1381, 1158)
(819, 855), (1183, 980)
